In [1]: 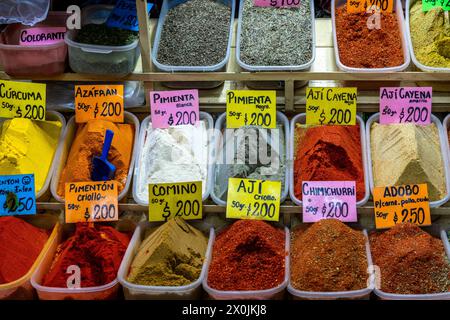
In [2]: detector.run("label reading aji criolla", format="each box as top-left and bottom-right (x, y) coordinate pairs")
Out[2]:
(75, 85), (124, 123)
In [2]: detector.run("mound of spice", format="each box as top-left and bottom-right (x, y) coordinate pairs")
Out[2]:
(370, 223), (450, 294)
(293, 124), (365, 201)
(43, 224), (130, 288)
(157, 0), (231, 66)
(207, 220), (285, 291)
(75, 24), (138, 46)
(0, 217), (49, 284)
(335, 5), (404, 68)
(290, 219), (368, 292)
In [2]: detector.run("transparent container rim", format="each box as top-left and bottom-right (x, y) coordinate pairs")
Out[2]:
(444, 114), (450, 158)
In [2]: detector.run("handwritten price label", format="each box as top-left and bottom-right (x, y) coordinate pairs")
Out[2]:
(226, 178), (281, 222)
(302, 181), (357, 223)
(75, 85), (124, 123)
(226, 90), (276, 129)
(379, 87), (432, 125)
(65, 181), (119, 223)
(422, 0), (450, 11)
(0, 80), (46, 121)
(306, 87), (357, 125)
(0, 174), (36, 216)
(149, 90), (199, 129)
(253, 0), (300, 7)
(106, 0), (153, 31)
(148, 181), (202, 222)
(347, 0), (393, 12)
(373, 184), (431, 229)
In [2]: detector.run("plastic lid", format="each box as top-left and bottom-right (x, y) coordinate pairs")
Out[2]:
(0, 0), (50, 26)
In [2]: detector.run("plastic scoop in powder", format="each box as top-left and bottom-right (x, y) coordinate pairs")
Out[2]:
(91, 129), (116, 182)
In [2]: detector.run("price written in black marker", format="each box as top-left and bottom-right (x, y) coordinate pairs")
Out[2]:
(0, 174), (36, 216)
(304, 200), (350, 219)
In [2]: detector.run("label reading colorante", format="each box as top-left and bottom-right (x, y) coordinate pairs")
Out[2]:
(373, 184), (431, 229)
(422, 0), (450, 11)
(0, 80), (46, 121)
(306, 87), (357, 125)
(65, 181), (119, 223)
(75, 85), (124, 123)
(148, 181), (203, 222)
(226, 178), (281, 222)
(106, 0), (154, 31)
(19, 27), (66, 46)
(347, 0), (393, 12)
(226, 90), (277, 129)
(253, 0), (300, 8)
(0, 174), (36, 216)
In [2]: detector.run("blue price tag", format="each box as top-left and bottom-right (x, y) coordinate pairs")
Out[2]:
(0, 174), (36, 216)
(106, 0), (153, 31)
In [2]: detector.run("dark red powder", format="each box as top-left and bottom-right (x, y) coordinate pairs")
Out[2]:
(207, 220), (286, 291)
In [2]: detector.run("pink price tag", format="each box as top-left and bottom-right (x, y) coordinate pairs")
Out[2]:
(379, 87), (432, 125)
(253, 0), (301, 7)
(149, 90), (200, 129)
(302, 181), (357, 223)
(19, 27), (66, 46)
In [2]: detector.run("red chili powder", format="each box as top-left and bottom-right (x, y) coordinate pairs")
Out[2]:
(294, 124), (365, 201)
(43, 224), (130, 288)
(335, 5), (404, 68)
(207, 220), (286, 291)
(0, 217), (49, 284)
(370, 223), (450, 294)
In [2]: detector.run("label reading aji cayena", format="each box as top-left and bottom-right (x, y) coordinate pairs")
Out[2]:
(0, 174), (36, 216)
(0, 80), (46, 121)
(306, 87), (357, 125)
(75, 85), (124, 123)
(253, 0), (300, 8)
(347, 0), (393, 13)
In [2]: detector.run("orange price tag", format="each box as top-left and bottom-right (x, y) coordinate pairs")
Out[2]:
(65, 181), (119, 223)
(347, 0), (393, 13)
(373, 184), (431, 229)
(75, 85), (124, 123)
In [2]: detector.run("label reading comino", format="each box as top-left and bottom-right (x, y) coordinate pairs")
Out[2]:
(0, 174), (36, 216)
(75, 85), (124, 123)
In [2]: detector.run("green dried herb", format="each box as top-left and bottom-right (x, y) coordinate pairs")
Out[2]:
(75, 24), (139, 46)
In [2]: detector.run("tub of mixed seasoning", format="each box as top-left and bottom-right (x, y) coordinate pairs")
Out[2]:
(236, 0), (315, 90)
(289, 113), (369, 207)
(370, 223), (450, 299)
(118, 218), (213, 300)
(152, 0), (235, 89)
(65, 5), (140, 75)
(203, 220), (289, 299)
(288, 219), (374, 299)
(0, 12), (68, 76)
(366, 113), (450, 207)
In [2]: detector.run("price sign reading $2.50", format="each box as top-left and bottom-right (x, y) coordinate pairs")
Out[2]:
(226, 178), (281, 222)
(422, 0), (450, 12)
(253, 0), (300, 8)
(0, 174), (36, 216)
(150, 90), (200, 129)
(347, 0), (393, 12)
(373, 184), (431, 229)
(306, 87), (357, 125)
(75, 85), (124, 123)
(148, 181), (203, 222)
(226, 90), (277, 129)
(65, 181), (119, 223)
(0, 80), (46, 121)
(380, 87), (432, 125)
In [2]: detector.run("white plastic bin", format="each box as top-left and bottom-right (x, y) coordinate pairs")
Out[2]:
(118, 222), (214, 300)
(132, 111), (214, 205)
(289, 113), (370, 207)
(366, 113), (450, 207)
(211, 111), (289, 206)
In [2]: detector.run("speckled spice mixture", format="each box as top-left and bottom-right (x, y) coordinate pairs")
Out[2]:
(157, 0), (231, 66)
(370, 223), (450, 294)
(239, 0), (312, 66)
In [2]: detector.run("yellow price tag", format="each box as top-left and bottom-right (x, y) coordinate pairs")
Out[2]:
(75, 85), (124, 123)
(148, 181), (203, 222)
(226, 178), (281, 222)
(65, 181), (119, 223)
(306, 87), (357, 126)
(347, 0), (393, 13)
(373, 184), (431, 229)
(226, 90), (276, 129)
(0, 80), (46, 121)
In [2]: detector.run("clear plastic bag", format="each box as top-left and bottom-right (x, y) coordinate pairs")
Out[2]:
(0, 0), (50, 26)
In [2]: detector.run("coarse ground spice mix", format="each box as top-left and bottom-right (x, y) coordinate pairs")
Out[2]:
(370, 223), (450, 294)
(290, 219), (368, 292)
(207, 220), (286, 291)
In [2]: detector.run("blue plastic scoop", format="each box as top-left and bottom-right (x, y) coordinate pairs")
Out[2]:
(91, 129), (116, 181)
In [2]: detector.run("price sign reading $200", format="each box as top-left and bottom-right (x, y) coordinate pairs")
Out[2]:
(306, 87), (357, 125)
(347, 0), (393, 13)
(0, 174), (36, 216)
(75, 85), (124, 123)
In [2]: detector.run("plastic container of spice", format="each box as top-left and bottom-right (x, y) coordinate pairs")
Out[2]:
(211, 111), (290, 206)
(331, 0), (411, 73)
(288, 113), (370, 207)
(444, 114), (450, 156)
(50, 111), (140, 203)
(0, 12), (68, 76)
(132, 111), (215, 205)
(118, 221), (214, 300)
(151, 0), (235, 89)
(365, 113), (450, 208)
(0, 215), (60, 300)
(65, 5), (140, 76)
(202, 227), (289, 300)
